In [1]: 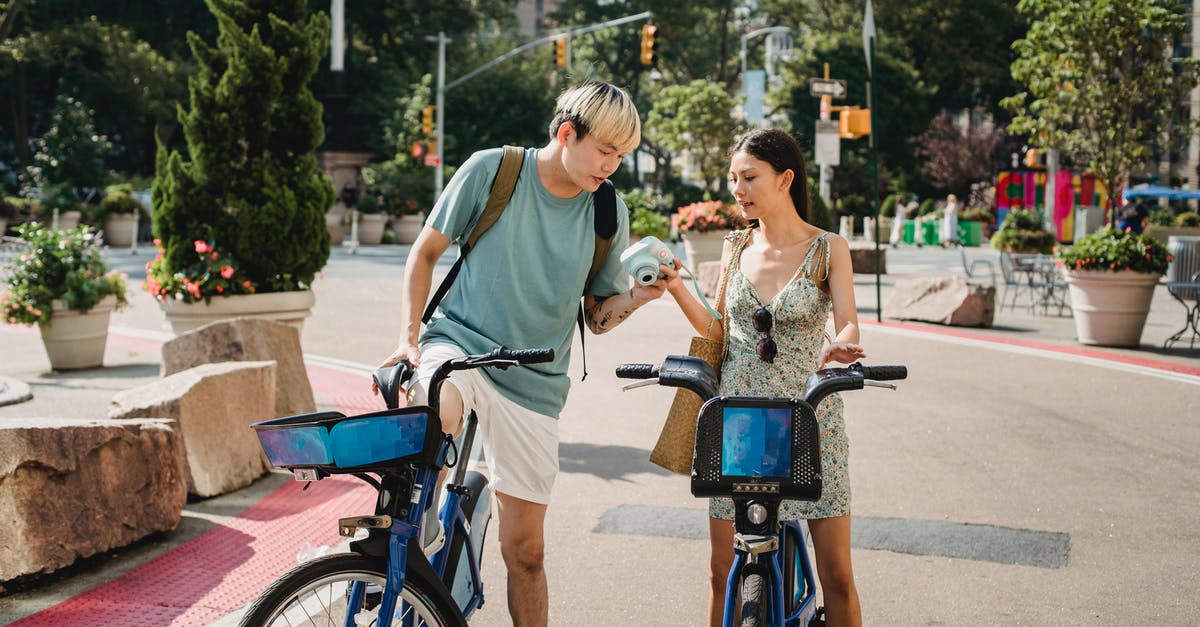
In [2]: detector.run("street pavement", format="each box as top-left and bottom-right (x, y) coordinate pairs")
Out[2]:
(0, 242), (1198, 625)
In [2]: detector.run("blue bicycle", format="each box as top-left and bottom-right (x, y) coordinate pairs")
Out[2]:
(616, 356), (906, 627)
(240, 347), (553, 627)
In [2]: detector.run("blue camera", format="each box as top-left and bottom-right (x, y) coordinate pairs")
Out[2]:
(620, 236), (676, 286)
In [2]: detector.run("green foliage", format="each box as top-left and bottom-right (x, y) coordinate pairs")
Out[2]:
(879, 193), (901, 218)
(990, 208), (1055, 253)
(0, 222), (128, 326)
(21, 95), (112, 201)
(93, 189), (143, 225)
(1058, 227), (1170, 274)
(808, 185), (833, 232)
(1003, 0), (1200, 222)
(1176, 211), (1200, 227)
(144, 238), (256, 304)
(1148, 207), (1176, 227)
(958, 208), (994, 223)
(917, 198), (937, 217)
(152, 0), (333, 295)
(361, 158), (430, 217)
(645, 80), (745, 194)
(630, 206), (669, 240)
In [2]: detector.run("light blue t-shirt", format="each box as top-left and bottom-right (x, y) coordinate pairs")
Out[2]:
(421, 147), (630, 417)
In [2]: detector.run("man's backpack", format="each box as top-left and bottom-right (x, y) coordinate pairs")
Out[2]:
(421, 145), (618, 379)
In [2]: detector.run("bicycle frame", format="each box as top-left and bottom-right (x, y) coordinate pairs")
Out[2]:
(722, 519), (818, 627)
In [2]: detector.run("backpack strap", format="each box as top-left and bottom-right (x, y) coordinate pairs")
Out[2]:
(576, 179), (618, 381)
(422, 145), (524, 323)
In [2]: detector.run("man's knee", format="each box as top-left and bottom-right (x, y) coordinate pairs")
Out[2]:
(500, 534), (545, 574)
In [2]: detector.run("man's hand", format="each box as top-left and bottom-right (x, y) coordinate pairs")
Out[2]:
(372, 344), (421, 395)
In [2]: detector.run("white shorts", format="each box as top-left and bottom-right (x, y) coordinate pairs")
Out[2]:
(407, 343), (559, 504)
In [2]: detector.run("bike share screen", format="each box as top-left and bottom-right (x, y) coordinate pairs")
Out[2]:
(720, 406), (792, 478)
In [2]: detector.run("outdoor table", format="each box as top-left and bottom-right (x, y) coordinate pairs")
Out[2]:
(1009, 253), (1069, 316)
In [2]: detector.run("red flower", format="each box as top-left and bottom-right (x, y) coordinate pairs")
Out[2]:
(194, 240), (210, 254)
(220, 265), (235, 279)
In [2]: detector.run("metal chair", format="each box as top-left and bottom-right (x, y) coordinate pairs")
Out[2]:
(998, 251), (1033, 311)
(959, 247), (996, 287)
(1164, 236), (1200, 349)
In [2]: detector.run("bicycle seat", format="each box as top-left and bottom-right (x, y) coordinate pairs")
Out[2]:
(373, 361), (416, 410)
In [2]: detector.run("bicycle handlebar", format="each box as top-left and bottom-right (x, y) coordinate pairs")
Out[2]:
(616, 363), (658, 379)
(373, 346), (556, 411)
(860, 364), (907, 381)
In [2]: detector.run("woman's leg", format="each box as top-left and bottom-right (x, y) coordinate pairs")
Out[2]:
(807, 516), (861, 627)
(708, 517), (735, 627)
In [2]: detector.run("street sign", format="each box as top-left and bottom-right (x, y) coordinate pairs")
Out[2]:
(425, 154), (441, 167)
(814, 120), (840, 166)
(809, 78), (846, 99)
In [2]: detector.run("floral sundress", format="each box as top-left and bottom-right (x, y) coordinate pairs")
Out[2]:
(709, 229), (849, 521)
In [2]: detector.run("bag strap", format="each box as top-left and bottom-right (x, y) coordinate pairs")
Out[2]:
(710, 229), (753, 367)
(576, 179), (618, 381)
(422, 145), (525, 324)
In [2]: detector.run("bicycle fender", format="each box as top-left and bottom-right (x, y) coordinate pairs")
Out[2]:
(405, 537), (469, 626)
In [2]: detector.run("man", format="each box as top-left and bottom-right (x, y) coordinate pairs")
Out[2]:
(375, 81), (665, 626)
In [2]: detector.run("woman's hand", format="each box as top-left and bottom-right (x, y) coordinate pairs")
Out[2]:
(631, 259), (682, 305)
(372, 344), (421, 395)
(818, 342), (866, 368)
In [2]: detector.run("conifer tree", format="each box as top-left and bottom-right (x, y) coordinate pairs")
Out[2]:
(153, 0), (332, 293)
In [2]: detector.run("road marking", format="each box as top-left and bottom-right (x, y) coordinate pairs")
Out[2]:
(594, 505), (1070, 569)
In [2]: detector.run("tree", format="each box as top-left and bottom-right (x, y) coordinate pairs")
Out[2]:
(644, 80), (745, 194)
(1003, 0), (1200, 222)
(153, 0), (333, 294)
(912, 112), (1007, 197)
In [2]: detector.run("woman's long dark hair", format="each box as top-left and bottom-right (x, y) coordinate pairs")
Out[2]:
(729, 128), (810, 222)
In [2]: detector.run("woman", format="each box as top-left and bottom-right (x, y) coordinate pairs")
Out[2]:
(664, 127), (866, 626)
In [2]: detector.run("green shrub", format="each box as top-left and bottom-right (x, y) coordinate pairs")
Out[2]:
(1148, 207), (1175, 226)
(93, 189), (144, 225)
(0, 223), (129, 326)
(630, 206), (669, 240)
(990, 208), (1055, 253)
(879, 193), (900, 218)
(918, 198), (937, 217)
(1058, 227), (1170, 274)
(958, 207), (994, 223)
(1174, 211), (1200, 227)
(808, 185), (834, 232)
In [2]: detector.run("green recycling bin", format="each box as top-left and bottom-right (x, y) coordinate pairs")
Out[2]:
(921, 221), (939, 246)
(957, 221), (982, 247)
(901, 221), (915, 244)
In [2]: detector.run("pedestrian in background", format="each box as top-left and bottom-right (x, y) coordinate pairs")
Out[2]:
(940, 193), (960, 247)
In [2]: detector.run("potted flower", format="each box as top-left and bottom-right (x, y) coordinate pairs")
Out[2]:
(673, 200), (746, 265)
(0, 223), (129, 369)
(388, 198), (428, 245)
(1057, 227), (1171, 347)
(353, 191), (387, 246)
(93, 187), (145, 247)
(990, 208), (1055, 254)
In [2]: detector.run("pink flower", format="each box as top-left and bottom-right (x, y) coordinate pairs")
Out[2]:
(194, 240), (210, 254)
(220, 265), (235, 279)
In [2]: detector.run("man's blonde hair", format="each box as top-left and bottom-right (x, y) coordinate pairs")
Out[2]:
(548, 81), (641, 153)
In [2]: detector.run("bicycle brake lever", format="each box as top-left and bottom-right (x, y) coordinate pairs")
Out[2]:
(863, 380), (897, 390)
(621, 379), (659, 392)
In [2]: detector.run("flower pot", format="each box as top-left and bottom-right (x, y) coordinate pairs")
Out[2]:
(326, 208), (346, 246)
(159, 290), (316, 336)
(103, 213), (138, 247)
(356, 213), (387, 246)
(390, 214), (424, 245)
(682, 230), (729, 266)
(39, 295), (116, 370)
(957, 221), (983, 247)
(1063, 269), (1160, 347)
(56, 210), (82, 231)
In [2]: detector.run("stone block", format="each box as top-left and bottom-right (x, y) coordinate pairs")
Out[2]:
(110, 361), (276, 498)
(161, 317), (314, 419)
(849, 243), (887, 274)
(885, 275), (995, 327)
(0, 418), (186, 582)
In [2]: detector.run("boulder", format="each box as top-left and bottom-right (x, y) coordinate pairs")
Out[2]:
(885, 275), (996, 327)
(0, 418), (185, 582)
(161, 317), (314, 418)
(110, 361), (277, 497)
(849, 243), (887, 274)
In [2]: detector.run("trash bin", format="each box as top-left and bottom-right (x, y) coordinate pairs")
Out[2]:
(921, 221), (939, 246)
(902, 221), (915, 244)
(957, 221), (982, 247)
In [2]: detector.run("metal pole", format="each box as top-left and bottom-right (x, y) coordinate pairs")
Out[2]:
(435, 32), (447, 202)
(869, 37), (881, 323)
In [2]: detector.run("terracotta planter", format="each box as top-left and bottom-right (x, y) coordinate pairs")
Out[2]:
(103, 213), (138, 247)
(55, 210), (82, 231)
(1063, 269), (1160, 347)
(682, 230), (729, 266)
(159, 290), (316, 336)
(390, 214), (425, 245)
(39, 295), (116, 370)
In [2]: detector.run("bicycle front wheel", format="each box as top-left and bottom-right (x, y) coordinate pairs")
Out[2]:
(239, 553), (458, 627)
(740, 569), (768, 627)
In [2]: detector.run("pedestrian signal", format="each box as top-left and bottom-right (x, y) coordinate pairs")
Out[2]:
(640, 24), (658, 66)
(555, 37), (568, 68)
(412, 141), (429, 160)
(838, 108), (871, 139)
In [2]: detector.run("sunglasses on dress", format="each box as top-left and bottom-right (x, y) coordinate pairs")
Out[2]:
(753, 307), (777, 363)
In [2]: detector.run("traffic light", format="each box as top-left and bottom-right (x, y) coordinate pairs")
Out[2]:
(421, 105), (435, 137)
(640, 24), (658, 66)
(1025, 148), (1040, 168)
(412, 141), (429, 160)
(838, 108), (871, 139)
(555, 37), (568, 68)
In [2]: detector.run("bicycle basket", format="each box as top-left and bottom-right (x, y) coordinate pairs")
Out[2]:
(690, 396), (822, 500)
(252, 405), (443, 473)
